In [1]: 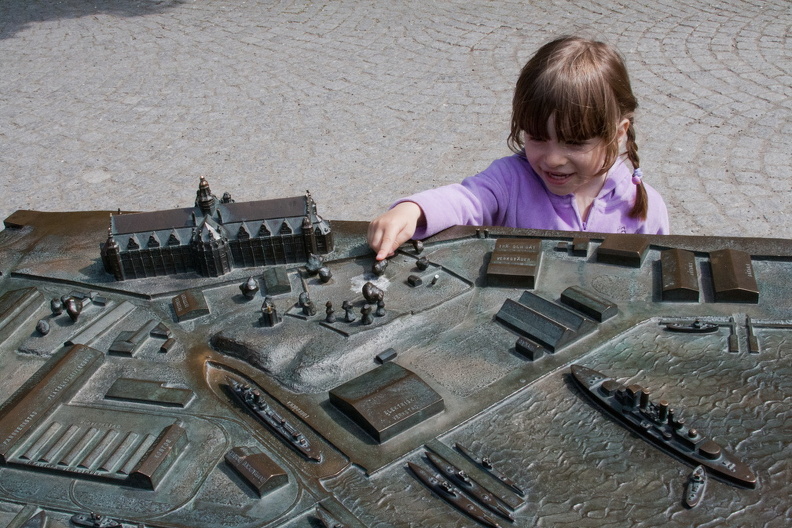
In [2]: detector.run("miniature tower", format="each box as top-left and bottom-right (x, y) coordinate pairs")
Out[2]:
(195, 176), (216, 216)
(100, 225), (124, 281)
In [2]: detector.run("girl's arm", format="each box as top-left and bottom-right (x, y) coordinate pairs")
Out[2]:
(367, 201), (425, 260)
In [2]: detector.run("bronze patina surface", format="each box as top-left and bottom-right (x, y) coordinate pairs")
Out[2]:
(0, 210), (790, 527)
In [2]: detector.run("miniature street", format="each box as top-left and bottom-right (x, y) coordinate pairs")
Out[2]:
(1, 0), (791, 238)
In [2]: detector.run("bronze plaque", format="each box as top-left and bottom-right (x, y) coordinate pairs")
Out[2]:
(660, 248), (700, 301)
(487, 238), (542, 288)
(171, 290), (210, 322)
(329, 363), (444, 443)
(493, 238), (541, 253)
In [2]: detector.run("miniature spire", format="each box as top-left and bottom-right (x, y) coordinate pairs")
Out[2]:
(195, 175), (216, 216)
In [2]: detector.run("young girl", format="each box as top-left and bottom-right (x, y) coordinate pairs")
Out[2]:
(368, 36), (669, 260)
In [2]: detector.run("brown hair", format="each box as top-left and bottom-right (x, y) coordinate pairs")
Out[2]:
(508, 36), (647, 220)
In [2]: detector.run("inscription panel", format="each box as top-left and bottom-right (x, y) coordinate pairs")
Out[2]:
(660, 248), (699, 302)
(172, 290), (210, 322)
(329, 363), (444, 443)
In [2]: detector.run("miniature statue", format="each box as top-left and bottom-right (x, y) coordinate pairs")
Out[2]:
(325, 301), (336, 323)
(360, 304), (373, 325)
(318, 266), (332, 283)
(305, 253), (325, 275)
(372, 259), (388, 276)
(298, 292), (310, 307)
(412, 240), (424, 253)
(362, 281), (384, 303)
(65, 297), (83, 322)
(260, 298), (280, 327)
(50, 298), (63, 316)
(375, 299), (386, 317)
(36, 319), (50, 336)
(239, 277), (259, 300)
(303, 298), (316, 317)
(221, 191), (234, 203)
(342, 300), (356, 322)
(416, 256), (429, 270)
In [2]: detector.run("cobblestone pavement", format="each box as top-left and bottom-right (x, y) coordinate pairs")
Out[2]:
(1, 0), (790, 238)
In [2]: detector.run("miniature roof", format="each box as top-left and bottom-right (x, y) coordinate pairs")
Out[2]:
(111, 196), (310, 236)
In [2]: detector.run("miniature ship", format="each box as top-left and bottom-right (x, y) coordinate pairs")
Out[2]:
(685, 465), (707, 508)
(226, 377), (321, 462)
(665, 319), (718, 333)
(570, 365), (756, 488)
(425, 450), (514, 521)
(455, 442), (525, 497)
(407, 462), (503, 528)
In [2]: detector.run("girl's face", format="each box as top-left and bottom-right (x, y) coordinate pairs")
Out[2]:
(523, 116), (629, 198)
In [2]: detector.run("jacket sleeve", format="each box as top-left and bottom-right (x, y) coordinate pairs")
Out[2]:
(392, 160), (511, 239)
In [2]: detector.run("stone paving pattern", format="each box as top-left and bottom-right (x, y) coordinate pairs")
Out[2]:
(1, 0), (790, 238)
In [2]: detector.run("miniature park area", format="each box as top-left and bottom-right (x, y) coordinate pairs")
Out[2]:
(0, 177), (789, 528)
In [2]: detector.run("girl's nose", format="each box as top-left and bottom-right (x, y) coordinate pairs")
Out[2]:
(543, 145), (567, 168)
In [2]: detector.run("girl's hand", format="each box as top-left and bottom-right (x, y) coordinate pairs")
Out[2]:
(367, 202), (425, 261)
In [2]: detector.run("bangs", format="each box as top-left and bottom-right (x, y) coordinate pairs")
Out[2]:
(509, 37), (630, 153)
(519, 61), (621, 144)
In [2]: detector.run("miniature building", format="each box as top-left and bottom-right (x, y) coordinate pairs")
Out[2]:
(100, 177), (333, 280)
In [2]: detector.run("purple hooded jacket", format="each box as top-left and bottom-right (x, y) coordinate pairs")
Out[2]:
(397, 154), (669, 238)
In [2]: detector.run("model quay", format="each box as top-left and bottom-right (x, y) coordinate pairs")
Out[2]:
(0, 180), (788, 527)
(570, 365), (757, 488)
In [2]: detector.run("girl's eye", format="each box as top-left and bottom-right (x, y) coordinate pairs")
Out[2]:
(565, 139), (597, 150)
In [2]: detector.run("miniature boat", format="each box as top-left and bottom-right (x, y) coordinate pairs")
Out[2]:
(454, 442), (526, 497)
(685, 465), (707, 508)
(665, 319), (718, 333)
(425, 450), (514, 521)
(407, 462), (503, 528)
(570, 364), (756, 488)
(226, 377), (321, 462)
(70, 513), (121, 528)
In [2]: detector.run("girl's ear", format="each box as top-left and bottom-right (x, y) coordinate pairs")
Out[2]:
(617, 118), (631, 149)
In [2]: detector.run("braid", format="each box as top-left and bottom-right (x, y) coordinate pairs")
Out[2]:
(626, 121), (648, 221)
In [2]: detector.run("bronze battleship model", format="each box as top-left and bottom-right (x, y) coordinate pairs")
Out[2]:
(685, 465), (707, 508)
(407, 461), (504, 528)
(665, 319), (719, 333)
(570, 364), (756, 488)
(455, 442), (526, 497)
(425, 450), (514, 521)
(226, 377), (322, 462)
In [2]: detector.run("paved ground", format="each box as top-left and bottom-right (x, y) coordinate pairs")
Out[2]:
(1, 0), (790, 239)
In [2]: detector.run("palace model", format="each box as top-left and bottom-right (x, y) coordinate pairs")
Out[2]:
(100, 176), (333, 280)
